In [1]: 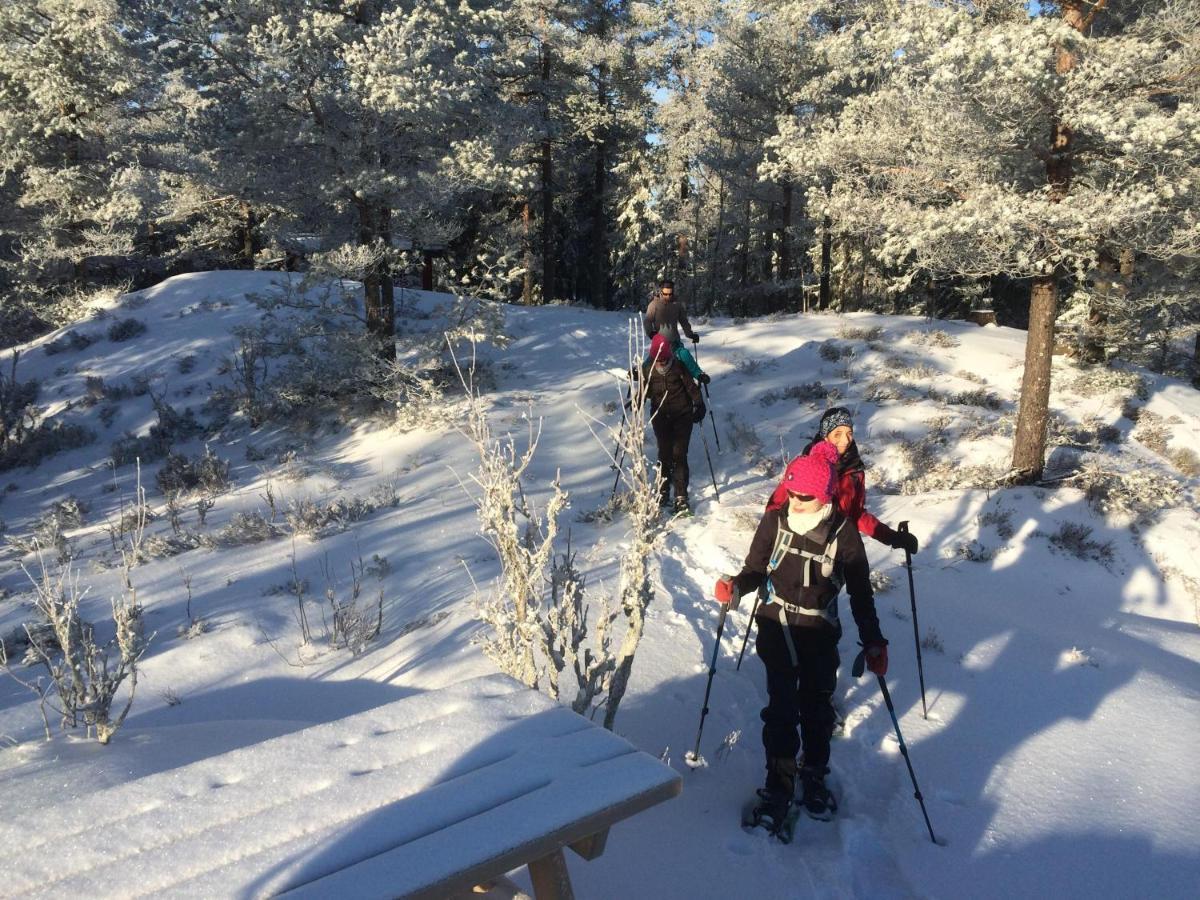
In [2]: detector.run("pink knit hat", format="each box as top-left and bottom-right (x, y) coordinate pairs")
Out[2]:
(777, 440), (839, 504)
(649, 334), (673, 364)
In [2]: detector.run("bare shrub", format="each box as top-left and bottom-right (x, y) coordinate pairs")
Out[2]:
(1048, 522), (1115, 565)
(44, 330), (98, 356)
(956, 539), (995, 562)
(1065, 368), (1148, 400)
(921, 628), (945, 653)
(759, 381), (829, 406)
(929, 387), (1004, 410)
(732, 355), (775, 377)
(1072, 462), (1182, 525)
(463, 328), (660, 728)
(955, 369), (987, 384)
(320, 554), (384, 655)
(106, 318), (147, 342)
(2, 477), (152, 744)
(1168, 447), (1200, 477)
(980, 507), (1014, 540)
(870, 569), (894, 593)
(1131, 411), (1170, 454)
(111, 399), (204, 468)
(283, 482), (401, 538)
(215, 511), (281, 546)
(819, 340), (851, 361)
(906, 329), (960, 348)
(837, 325), (884, 342)
(155, 446), (231, 496)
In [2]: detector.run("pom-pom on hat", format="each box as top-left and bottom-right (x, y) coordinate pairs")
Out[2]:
(649, 333), (673, 365)
(779, 440), (839, 504)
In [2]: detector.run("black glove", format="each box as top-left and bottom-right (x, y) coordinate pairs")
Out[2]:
(690, 333), (700, 344)
(891, 530), (919, 555)
(629, 365), (641, 382)
(698, 372), (711, 385)
(692, 402), (706, 423)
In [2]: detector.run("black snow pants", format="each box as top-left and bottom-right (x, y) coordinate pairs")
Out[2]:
(756, 615), (840, 790)
(651, 411), (693, 503)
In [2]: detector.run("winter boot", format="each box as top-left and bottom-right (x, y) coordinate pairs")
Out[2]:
(799, 765), (837, 821)
(673, 495), (692, 517)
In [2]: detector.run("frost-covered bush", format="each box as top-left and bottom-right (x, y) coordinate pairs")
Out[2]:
(155, 447), (230, 496)
(929, 387), (1004, 411)
(758, 381), (828, 406)
(1168, 447), (1200, 477)
(955, 369), (987, 385)
(837, 325), (884, 342)
(106, 318), (147, 342)
(732, 355), (775, 377)
(44, 330), (98, 356)
(1073, 462), (1182, 525)
(283, 484), (400, 538)
(1131, 411), (1171, 455)
(215, 511), (281, 546)
(819, 340), (852, 361)
(980, 507), (1014, 540)
(906, 329), (959, 349)
(1048, 522), (1115, 565)
(956, 539), (995, 563)
(111, 401), (204, 468)
(1064, 369), (1148, 401)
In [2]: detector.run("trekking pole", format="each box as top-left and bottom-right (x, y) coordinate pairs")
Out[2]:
(734, 585), (765, 671)
(853, 650), (938, 845)
(610, 384), (635, 502)
(699, 426), (720, 503)
(684, 602), (729, 769)
(899, 521), (928, 719)
(692, 339), (722, 453)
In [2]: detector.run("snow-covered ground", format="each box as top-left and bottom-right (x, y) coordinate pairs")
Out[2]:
(1, 272), (1197, 898)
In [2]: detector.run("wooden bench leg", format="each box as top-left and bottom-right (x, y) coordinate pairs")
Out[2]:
(527, 848), (574, 900)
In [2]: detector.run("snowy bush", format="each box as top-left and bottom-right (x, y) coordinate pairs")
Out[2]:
(906, 330), (959, 349)
(44, 330), (98, 356)
(1131, 411), (1171, 455)
(1168, 448), (1200, 477)
(320, 555), (384, 656)
(837, 325), (884, 342)
(283, 484), (400, 538)
(110, 398), (204, 468)
(980, 508), (1015, 540)
(2, 482), (152, 744)
(818, 340), (852, 361)
(155, 447), (231, 496)
(956, 539), (995, 563)
(929, 387), (1004, 411)
(869, 569), (894, 593)
(463, 331), (661, 728)
(1064, 369), (1148, 401)
(215, 511), (281, 546)
(106, 318), (146, 342)
(758, 381), (828, 407)
(732, 355), (775, 377)
(1048, 522), (1115, 566)
(1073, 463), (1182, 525)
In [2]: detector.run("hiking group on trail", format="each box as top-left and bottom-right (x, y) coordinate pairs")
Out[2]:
(625, 283), (925, 841)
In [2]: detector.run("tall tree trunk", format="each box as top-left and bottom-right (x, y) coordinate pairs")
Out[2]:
(357, 198), (395, 362)
(818, 214), (832, 311)
(707, 170), (726, 315)
(739, 197), (750, 292)
(778, 182), (792, 283)
(539, 31), (555, 304)
(762, 201), (774, 282)
(522, 201), (534, 305)
(239, 201), (256, 267)
(1010, 0), (1088, 481)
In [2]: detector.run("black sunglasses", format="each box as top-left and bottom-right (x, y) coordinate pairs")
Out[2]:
(787, 491), (816, 502)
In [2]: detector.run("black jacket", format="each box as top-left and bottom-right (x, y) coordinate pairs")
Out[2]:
(733, 506), (883, 645)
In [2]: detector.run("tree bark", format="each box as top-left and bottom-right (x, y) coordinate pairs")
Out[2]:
(1009, 0), (1087, 481)
(539, 31), (556, 304)
(522, 200), (534, 305)
(779, 182), (792, 283)
(357, 198), (395, 362)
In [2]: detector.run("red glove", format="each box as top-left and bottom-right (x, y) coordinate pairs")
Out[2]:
(865, 641), (888, 677)
(715, 576), (737, 606)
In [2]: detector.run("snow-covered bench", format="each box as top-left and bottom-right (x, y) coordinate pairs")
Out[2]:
(2, 674), (681, 899)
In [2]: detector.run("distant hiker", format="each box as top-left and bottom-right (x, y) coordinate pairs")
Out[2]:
(716, 440), (887, 829)
(634, 333), (706, 513)
(768, 406), (920, 555)
(643, 280), (708, 383)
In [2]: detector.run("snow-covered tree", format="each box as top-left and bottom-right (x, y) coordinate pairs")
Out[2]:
(766, 0), (1200, 480)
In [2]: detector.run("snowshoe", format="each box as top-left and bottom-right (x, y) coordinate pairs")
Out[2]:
(798, 767), (838, 822)
(673, 497), (693, 518)
(741, 789), (800, 843)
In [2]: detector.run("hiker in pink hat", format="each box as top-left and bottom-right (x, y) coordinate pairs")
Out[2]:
(713, 440), (887, 826)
